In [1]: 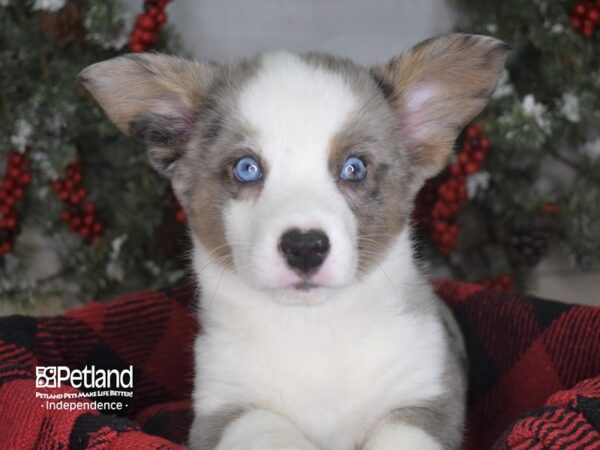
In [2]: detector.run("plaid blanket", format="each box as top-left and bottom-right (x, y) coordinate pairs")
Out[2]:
(0, 280), (598, 449)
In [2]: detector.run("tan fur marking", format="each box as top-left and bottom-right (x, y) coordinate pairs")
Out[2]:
(328, 134), (408, 275)
(79, 54), (215, 134)
(374, 34), (509, 177)
(190, 184), (232, 264)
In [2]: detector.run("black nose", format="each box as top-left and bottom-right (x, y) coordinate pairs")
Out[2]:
(279, 228), (330, 275)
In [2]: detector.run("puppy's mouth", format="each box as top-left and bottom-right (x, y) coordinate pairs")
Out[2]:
(292, 280), (320, 291)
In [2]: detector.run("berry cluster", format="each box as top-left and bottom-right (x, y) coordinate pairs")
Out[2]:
(480, 274), (515, 291)
(51, 160), (103, 244)
(0, 151), (32, 255)
(130, 0), (171, 52)
(416, 124), (490, 254)
(571, 0), (600, 38)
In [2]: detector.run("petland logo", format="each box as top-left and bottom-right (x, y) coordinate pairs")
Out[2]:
(36, 365), (133, 389)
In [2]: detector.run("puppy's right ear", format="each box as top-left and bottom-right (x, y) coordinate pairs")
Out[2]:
(78, 53), (217, 176)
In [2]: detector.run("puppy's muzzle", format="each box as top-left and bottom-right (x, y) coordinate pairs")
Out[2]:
(279, 228), (330, 275)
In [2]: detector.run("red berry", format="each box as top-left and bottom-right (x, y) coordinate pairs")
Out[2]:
(77, 188), (88, 200)
(2, 179), (13, 191)
(575, 3), (587, 16)
(5, 216), (16, 229)
(80, 227), (91, 239)
(466, 127), (478, 139)
(130, 29), (142, 42)
(140, 31), (156, 45)
(8, 168), (20, 180)
(131, 42), (145, 52)
(13, 187), (23, 199)
(83, 214), (94, 226)
(9, 153), (23, 166)
(60, 210), (70, 222)
(156, 11), (167, 25)
(438, 204), (450, 218)
(571, 15), (582, 30)
(84, 202), (96, 214)
(65, 179), (74, 190)
(479, 137), (490, 151)
(92, 222), (103, 235)
(473, 150), (485, 162)
(588, 7), (600, 22)
(433, 221), (447, 232)
(72, 173), (82, 184)
(18, 172), (31, 186)
(70, 217), (82, 230)
(137, 14), (155, 30)
(148, 7), (159, 17)
(175, 209), (186, 224)
(465, 162), (479, 174)
(458, 153), (469, 166)
(4, 196), (15, 207)
(59, 190), (69, 201)
(582, 24), (595, 37)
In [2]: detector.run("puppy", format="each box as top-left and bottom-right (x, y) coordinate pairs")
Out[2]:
(80, 33), (508, 450)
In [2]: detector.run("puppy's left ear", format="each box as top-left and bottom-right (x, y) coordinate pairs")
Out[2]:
(78, 53), (217, 176)
(371, 34), (509, 180)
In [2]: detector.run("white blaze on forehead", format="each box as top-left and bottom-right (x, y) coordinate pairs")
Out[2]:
(238, 52), (358, 178)
(229, 53), (360, 292)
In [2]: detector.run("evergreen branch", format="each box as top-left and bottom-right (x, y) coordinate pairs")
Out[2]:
(548, 150), (580, 171)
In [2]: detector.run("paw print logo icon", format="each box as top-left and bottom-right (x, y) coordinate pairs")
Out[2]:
(36, 366), (58, 388)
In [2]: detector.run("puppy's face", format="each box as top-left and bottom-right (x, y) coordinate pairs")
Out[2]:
(80, 35), (507, 302)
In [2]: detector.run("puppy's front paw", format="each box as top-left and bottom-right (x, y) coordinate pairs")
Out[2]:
(216, 435), (319, 450)
(215, 409), (320, 450)
(364, 423), (442, 450)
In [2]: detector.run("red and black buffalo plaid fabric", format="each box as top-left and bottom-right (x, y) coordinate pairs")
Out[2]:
(0, 279), (598, 449)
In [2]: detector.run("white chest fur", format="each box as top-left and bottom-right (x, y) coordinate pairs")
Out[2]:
(192, 234), (447, 450)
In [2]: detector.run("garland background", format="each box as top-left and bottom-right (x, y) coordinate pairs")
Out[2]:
(0, 0), (598, 308)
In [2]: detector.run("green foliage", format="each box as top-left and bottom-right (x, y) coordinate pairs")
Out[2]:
(0, 0), (186, 305)
(1, 0), (598, 306)
(425, 0), (600, 285)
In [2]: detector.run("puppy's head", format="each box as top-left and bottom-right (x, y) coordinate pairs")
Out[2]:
(80, 34), (508, 302)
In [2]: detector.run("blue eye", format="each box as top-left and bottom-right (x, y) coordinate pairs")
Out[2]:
(339, 156), (367, 181)
(234, 156), (263, 183)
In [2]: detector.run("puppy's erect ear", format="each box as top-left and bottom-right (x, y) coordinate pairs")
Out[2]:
(78, 53), (217, 176)
(371, 34), (509, 180)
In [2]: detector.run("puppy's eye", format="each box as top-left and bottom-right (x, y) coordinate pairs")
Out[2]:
(339, 156), (367, 181)
(234, 156), (263, 183)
